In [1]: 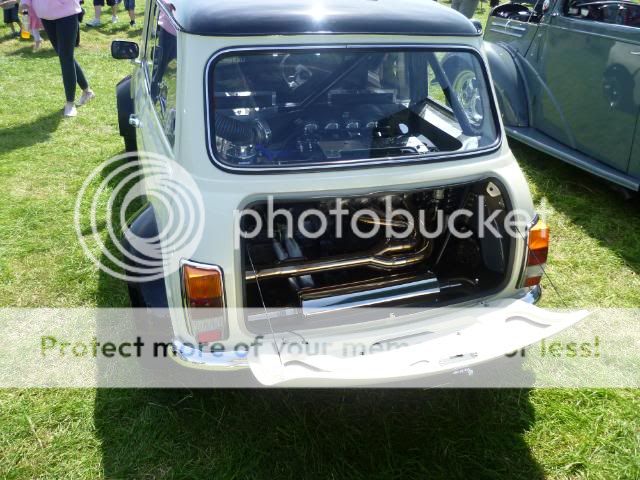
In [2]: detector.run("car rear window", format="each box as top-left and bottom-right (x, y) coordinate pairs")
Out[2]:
(206, 47), (500, 171)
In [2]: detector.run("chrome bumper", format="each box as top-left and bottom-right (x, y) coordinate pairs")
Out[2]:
(522, 284), (542, 304)
(171, 341), (250, 370)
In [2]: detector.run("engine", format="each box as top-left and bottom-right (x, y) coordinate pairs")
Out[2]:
(240, 180), (514, 332)
(214, 89), (454, 168)
(209, 48), (498, 170)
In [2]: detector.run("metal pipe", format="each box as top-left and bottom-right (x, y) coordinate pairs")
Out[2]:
(355, 206), (412, 229)
(300, 274), (440, 316)
(245, 239), (431, 282)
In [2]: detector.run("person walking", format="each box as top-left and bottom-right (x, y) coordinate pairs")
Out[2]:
(1, 0), (22, 37)
(86, 0), (120, 26)
(20, 0), (94, 117)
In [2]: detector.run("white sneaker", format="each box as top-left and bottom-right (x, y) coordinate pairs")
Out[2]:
(77, 89), (95, 106)
(111, 15), (118, 24)
(63, 103), (78, 118)
(86, 18), (101, 27)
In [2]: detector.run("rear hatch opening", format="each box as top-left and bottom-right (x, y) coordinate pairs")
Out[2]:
(240, 179), (517, 333)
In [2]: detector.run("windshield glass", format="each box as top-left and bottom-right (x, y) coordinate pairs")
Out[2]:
(207, 48), (499, 170)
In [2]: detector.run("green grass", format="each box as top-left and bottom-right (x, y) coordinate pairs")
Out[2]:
(0, 4), (639, 479)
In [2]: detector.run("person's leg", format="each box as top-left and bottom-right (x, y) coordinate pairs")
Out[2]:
(41, 18), (73, 114)
(52, 16), (78, 103)
(66, 13), (93, 106)
(15, 7), (23, 33)
(33, 29), (42, 50)
(124, 0), (135, 24)
(108, 0), (118, 22)
(88, 0), (103, 26)
(5, 6), (20, 36)
(49, 15), (92, 114)
(40, 18), (58, 52)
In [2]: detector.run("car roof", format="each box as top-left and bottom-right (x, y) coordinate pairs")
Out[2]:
(165, 0), (479, 37)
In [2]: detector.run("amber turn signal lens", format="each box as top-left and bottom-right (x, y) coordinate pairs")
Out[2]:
(528, 221), (549, 266)
(182, 264), (224, 308)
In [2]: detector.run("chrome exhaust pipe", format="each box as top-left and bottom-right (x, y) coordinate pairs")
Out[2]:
(299, 276), (473, 317)
(300, 276), (440, 317)
(245, 239), (432, 282)
(300, 274), (439, 316)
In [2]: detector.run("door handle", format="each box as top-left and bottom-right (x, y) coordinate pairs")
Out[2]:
(129, 114), (142, 128)
(631, 52), (640, 56)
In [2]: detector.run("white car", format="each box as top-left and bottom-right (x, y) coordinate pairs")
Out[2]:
(110, 0), (582, 386)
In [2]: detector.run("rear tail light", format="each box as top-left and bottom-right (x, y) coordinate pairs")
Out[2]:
(181, 261), (228, 343)
(520, 218), (549, 288)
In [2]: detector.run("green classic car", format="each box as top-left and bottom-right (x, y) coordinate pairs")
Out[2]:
(483, 0), (640, 192)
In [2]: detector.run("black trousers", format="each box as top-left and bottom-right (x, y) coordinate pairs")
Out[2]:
(41, 15), (89, 103)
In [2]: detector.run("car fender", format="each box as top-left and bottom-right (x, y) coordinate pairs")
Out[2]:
(116, 75), (137, 148)
(484, 42), (529, 128)
(122, 203), (168, 309)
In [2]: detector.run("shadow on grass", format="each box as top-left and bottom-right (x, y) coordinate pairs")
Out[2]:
(91, 238), (545, 478)
(84, 154), (140, 308)
(4, 45), (57, 58)
(88, 147), (544, 479)
(94, 388), (544, 479)
(0, 110), (61, 157)
(511, 140), (640, 275)
(0, 31), (21, 43)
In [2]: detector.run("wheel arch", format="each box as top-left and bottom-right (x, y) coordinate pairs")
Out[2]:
(483, 42), (530, 128)
(116, 75), (138, 151)
(122, 203), (168, 309)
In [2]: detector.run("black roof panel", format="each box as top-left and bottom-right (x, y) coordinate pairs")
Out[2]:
(168, 0), (479, 37)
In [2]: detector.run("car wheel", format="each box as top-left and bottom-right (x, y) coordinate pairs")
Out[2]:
(452, 69), (485, 131)
(443, 56), (486, 135)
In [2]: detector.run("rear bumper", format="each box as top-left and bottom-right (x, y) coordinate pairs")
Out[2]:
(250, 290), (590, 387)
(172, 342), (250, 371)
(171, 286), (544, 375)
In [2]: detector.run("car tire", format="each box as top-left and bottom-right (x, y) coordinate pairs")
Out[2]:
(443, 55), (486, 136)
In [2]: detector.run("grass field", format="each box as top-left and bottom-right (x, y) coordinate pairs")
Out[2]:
(0, 3), (639, 479)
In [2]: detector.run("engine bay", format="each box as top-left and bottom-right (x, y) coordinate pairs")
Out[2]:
(214, 94), (463, 166)
(240, 180), (515, 333)
(208, 49), (498, 169)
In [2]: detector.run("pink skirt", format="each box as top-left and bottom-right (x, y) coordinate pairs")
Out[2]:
(26, 5), (43, 31)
